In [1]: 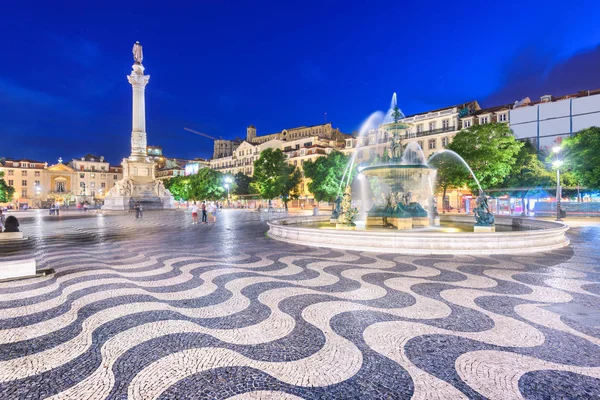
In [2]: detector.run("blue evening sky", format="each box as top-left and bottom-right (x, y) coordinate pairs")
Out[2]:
(1, 1), (599, 164)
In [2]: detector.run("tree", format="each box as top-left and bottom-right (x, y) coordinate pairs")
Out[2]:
(233, 172), (253, 195)
(190, 168), (228, 201)
(164, 168), (227, 201)
(448, 123), (523, 192)
(252, 148), (301, 209)
(0, 171), (15, 203)
(502, 140), (554, 211)
(303, 151), (352, 203)
(428, 153), (469, 211)
(562, 127), (600, 189)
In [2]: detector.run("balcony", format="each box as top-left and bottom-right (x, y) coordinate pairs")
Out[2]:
(413, 126), (456, 138)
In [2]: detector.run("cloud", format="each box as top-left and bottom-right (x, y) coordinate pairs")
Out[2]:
(483, 44), (600, 106)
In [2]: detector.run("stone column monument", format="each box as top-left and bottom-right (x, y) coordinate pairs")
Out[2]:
(102, 41), (175, 211)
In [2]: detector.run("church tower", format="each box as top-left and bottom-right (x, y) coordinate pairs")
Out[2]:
(247, 125), (257, 143)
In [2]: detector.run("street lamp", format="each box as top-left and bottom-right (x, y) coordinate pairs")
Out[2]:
(552, 146), (563, 221)
(224, 176), (233, 207)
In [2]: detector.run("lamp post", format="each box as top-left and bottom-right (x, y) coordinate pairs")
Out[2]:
(552, 146), (563, 221)
(224, 176), (233, 207)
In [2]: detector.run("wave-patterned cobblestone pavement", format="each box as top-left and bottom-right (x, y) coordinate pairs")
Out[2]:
(1, 210), (599, 399)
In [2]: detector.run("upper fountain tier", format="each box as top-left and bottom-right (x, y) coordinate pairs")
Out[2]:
(380, 92), (412, 131)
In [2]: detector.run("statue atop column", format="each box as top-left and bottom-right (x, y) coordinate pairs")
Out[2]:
(133, 41), (143, 64)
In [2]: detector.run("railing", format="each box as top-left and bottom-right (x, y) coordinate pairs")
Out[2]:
(414, 126), (457, 138)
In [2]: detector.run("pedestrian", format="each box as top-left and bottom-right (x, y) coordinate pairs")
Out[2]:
(190, 202), (199, 224)
(209, 202), (217, 224)
(201, 201), (207, 224)
(135, 203), (141, 218)
(0, 209), (5, 232)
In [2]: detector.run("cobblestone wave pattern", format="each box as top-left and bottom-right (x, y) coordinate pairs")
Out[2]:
(0, 210), (599, 399)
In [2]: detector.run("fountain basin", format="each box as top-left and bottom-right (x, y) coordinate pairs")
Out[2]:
(267, 215), (570, 255)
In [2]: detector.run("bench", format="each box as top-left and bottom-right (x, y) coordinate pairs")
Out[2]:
(0, 232), (27, 241)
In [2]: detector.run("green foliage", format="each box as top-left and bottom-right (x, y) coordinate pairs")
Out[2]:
(252, 148), (301, 207)
(448, 123), (523, 191)
(562, 127), (600, 189)
(428, 152), (470, 197)
(164, 168), (227, 201)
(303, 151), (352, 203)
(503, 140), (554, 189)
(0, 171), (15, 203)
(233, 172), (253, 195)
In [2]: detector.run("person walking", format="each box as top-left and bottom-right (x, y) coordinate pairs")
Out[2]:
(0, 209), (5, 233)
(209, 202), (217, 224)
(135, 203), (141, 219)
(201, 201), (207, 224)
(190, 202), (199, 224)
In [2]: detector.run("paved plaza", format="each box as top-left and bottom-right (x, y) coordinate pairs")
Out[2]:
(1, 210), (600, 399)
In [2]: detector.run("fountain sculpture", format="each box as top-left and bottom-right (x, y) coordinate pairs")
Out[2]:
(268, 93), (569, 254)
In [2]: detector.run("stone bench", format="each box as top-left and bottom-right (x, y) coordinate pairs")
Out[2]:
(0, 259), (37, 281)
(0, 232), (26, 241)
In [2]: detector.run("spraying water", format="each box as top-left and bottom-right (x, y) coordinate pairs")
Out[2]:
(428, 150), (483, 193)
(401, 142), (428, 165)
(338, 111), (384, 194)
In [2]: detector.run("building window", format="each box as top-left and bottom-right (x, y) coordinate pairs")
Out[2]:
(113, 175), (118, 180)
(7, 170), (13, 176)
(498, 113), (507, 122)
(80, 182), (86, 188)
(442, 137), (449, 147)
(35, 171), (40, 177)
(22, 180), (27, 186)
(417, 124), (423, 133)
(20, 162), (27, 167)
(22, 170), (27, 176)
(479, 116), (489, 124)
(101, 182), (106, 188)
(464, 119), (472, 128)
(35, 181), (40, 187)
(90, 173), (95, 178)
(418, 141), (424, 149)
(80, 173), (85, 178)
(428, 139), (436, 149)
(8, 180), (13, 186)
(90, 182), (95, 189)
(429, 122), (436, 131)
(21, 189), (27, 198)
(442, 120), (449, 130)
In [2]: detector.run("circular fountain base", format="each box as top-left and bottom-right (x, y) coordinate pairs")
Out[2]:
(267, 215), (570, 255)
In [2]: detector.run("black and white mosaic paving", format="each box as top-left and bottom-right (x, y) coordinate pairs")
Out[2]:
(1, 210), (599, 399)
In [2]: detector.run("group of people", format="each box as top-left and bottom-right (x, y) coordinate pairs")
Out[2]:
(0, 210), (19, 233)
(189, 201), (219, 225)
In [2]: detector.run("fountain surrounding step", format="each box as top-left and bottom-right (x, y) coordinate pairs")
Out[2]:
(0, 259), (37, 280)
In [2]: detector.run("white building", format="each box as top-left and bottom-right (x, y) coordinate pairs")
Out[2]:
(69, 154), (123, 202)
(509, 89), (600, 152)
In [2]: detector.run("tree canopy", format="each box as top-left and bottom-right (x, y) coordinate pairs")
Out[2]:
(0, 171), (15, 203)
(428, 152), (470, 206)
(252, 148), (301, 207)
(562, 126), (600, 189)
(303, 151), (352, 203)
(502, 140), (554, 189)
(447, 123), (523, 192)
(233, 172), (253, 196)
(164, 168), (227, 201)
